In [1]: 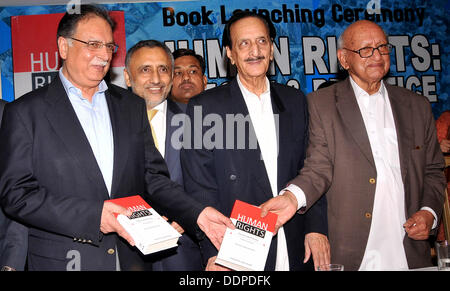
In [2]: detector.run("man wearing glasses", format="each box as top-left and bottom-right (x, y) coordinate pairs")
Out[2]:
(0, 4), (233, 271)
(261, 20), (445, 270)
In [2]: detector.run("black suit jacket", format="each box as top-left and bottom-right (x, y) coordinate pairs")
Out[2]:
(0, 100), (28, 270)
(150, 98), (203, 271)
(0, 76), (205, 270)
(180, 78), (328, 270)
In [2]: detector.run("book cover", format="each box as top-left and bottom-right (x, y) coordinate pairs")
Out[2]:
(216, 200), (278, 271)
(108, 195), (181, 255)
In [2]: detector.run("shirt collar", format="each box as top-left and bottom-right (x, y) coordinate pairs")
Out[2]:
(59, 68), (108, 100)
(236, 74), (270, 98)
(349, 76), (385, 99)
(148, 99), (167, 115)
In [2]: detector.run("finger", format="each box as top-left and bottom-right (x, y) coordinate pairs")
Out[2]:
(113, 219), (135, 246)
(313, 249), (327, 269)
(210, 235), (222, 250)
(213, 209), (235, 229)
(303, 246), (311, 263)
(403, 217), (416, 229)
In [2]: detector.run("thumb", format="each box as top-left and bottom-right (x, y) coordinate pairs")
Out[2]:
(304, 243), (311, 263)
(217, 211), (235, 229)
(105, 201), (132, 217)
(259, 201), (272, 218)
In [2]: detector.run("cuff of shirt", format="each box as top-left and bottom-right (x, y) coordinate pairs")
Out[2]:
(420, 206), (438, 229)
(279, 184), (307, 211)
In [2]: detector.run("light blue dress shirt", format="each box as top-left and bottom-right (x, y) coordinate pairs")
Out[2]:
(59, 69), (114, 196)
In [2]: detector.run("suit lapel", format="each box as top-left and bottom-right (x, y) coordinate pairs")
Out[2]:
(44, 76), (109, 198)
(336, 78), (375, 168)
(164, 99), (183, 184)
(228, 79), (273, 199)
(105, 86), (130, 197)
(386, 84), (412, 182)
(270, 84), (290, 193)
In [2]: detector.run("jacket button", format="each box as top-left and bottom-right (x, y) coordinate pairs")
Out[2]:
(230, 174), (236, 180)
(369, 178), (376, 184)
(365, 212), (372, 219)
(107, 248), (115, 255)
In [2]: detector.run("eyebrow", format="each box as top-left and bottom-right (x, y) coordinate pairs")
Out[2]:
(137, 64), (169, 70)
(174, 64), (201, 70)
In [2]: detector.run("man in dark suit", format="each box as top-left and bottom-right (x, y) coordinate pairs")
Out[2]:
(123, 41), (203, 270)
(0, 5), (232, 271)
(180, 12), (329, 271)
(261, 20), (445, 270)
(0, 100), (28, 271)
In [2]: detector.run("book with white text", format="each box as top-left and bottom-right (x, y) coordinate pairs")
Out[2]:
(108, 195), (181, 255)
(216, 200), (278, 271)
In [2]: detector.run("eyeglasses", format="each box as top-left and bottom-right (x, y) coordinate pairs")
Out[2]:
(342, 43), (393, 58)
(69, 37), (119, 53)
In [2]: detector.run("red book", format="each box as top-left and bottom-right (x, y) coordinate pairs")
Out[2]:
(108, 195), (181, 255)
(216, 200), (278, 271)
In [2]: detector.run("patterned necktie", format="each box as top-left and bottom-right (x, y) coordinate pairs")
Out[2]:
(147, 109), (159, 151)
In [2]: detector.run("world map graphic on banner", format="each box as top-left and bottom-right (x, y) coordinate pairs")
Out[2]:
(0, 0), (448, 118)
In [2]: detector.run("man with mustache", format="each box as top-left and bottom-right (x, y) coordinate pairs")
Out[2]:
(0, 5), (233, 271)
(170, 48), (207, 108)
(260, 20), (446, 270)
(181, 11), (329, 271)
(123, 41), (204, 270)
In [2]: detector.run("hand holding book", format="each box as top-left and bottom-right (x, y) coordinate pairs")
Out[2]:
(260, 191), (298, 234)
(100, 201), (135, 246)
(197, 206), (235, 250)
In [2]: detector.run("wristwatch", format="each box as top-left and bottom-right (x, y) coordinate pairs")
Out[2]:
(1, 266), (16, 271)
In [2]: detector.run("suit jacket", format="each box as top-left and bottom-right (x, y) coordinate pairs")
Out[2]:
(150, 98), (203, 271)
(180, 78), (328, 271)
(0, 76), (205, 271)
(290, 78), (446, 270)
(0, 100), (28, 270)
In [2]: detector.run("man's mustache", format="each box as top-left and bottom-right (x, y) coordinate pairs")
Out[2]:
(244, 56), (265, 62)
(90, 58), (108, 66)
(179, 80), (194, 88)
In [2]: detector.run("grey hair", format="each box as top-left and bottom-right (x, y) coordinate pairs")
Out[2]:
(125, 39), (174, 71)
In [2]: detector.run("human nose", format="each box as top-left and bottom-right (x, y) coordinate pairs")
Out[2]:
(96, 44), (112, 60)
(371, 47), (383, 59)
(250, 41), (261, 56)
(182, 70), (190, 81)
(149, 70), (161, 84)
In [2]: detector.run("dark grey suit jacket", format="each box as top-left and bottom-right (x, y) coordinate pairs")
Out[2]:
(0, 100), (28, 270)
(0, 77), (205, 271)
(290, 78), (446, 270)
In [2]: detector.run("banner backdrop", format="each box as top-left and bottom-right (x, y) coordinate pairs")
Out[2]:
(11, 11), (126, 98)
(0, 0), (448, 118)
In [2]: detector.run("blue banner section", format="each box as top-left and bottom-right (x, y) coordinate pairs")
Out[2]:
(0, 0), (448, 118)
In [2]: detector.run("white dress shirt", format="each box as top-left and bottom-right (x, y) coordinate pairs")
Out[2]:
(148, 100), (167, 158)
(237, 75), (290, 271)
(350, 77), (408, 270)
(59, 69), (114, 196)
